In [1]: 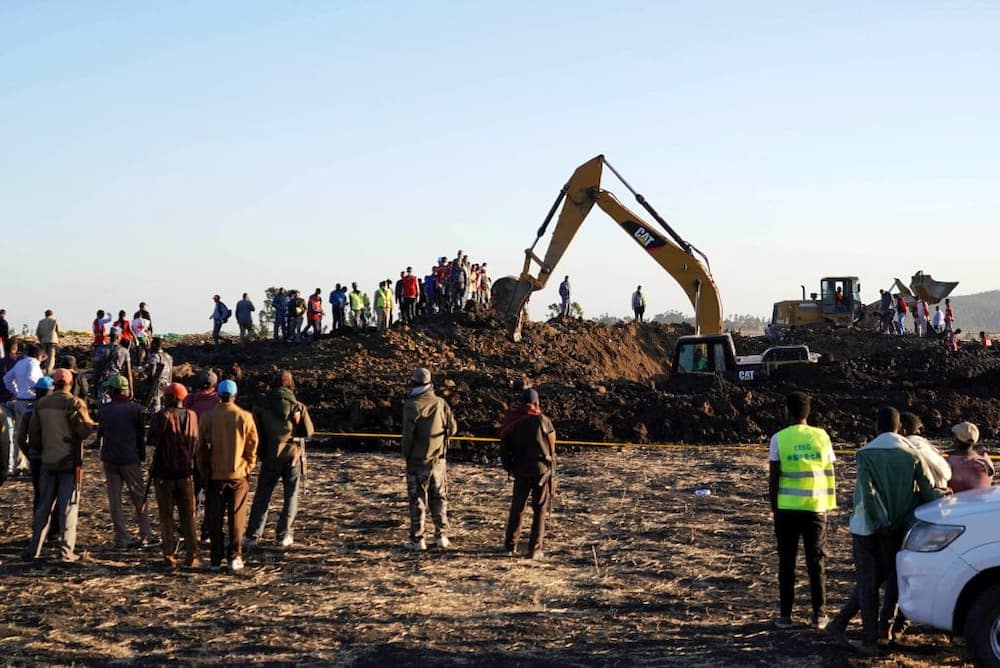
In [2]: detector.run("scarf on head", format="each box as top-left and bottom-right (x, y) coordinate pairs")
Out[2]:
(499, 403), (542, 439)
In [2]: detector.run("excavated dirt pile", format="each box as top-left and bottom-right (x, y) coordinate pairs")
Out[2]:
(63, 309), (1000, 455)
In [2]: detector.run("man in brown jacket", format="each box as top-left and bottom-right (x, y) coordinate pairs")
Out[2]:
(401, 367), (456, 551)
(500, 388), (557, 560)
(26, 368), (96, 562)
(198, 379), (258, 572)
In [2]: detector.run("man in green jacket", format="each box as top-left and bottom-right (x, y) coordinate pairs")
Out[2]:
(827, 406), (941, 655)
(401, 367), (456, 551)
(246, 370), (314, 549)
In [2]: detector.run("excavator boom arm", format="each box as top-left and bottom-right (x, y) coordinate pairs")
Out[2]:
(493, 155), (723, 340)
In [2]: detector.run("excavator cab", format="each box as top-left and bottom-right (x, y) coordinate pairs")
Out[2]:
(673, 334), (737, 376)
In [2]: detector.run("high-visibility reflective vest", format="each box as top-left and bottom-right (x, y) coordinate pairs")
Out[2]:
(776, 424), (836, 512)
(375, 288), (392, 309)
(349, 290), (365, 311)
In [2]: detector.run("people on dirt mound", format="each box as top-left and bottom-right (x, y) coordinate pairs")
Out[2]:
(221, 252), (496, 343)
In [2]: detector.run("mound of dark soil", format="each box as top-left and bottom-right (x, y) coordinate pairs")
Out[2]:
(58, 314), (1000, 453)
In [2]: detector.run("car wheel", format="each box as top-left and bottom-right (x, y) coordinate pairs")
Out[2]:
(967, 583), (1000, 668)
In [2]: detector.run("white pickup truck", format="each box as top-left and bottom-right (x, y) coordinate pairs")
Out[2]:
(897, 488), (1000, 667)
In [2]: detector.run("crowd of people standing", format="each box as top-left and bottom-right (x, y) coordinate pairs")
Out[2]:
(218, 251), (494, 344)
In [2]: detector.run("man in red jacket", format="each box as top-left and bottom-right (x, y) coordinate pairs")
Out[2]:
(401, 267), (420, 324)
(500, 388), (556, 560)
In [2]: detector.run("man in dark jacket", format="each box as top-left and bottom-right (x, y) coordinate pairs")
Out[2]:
(184, 369), (221, 543)
(148, 383), (200, 568)
(401, 367), (456, 551)
(501, 389), (557, 560)
(246, 370), (314, 549)
(98, 375), (156, 548)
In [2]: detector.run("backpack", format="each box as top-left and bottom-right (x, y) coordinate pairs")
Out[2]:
(221, 304), (232, 323)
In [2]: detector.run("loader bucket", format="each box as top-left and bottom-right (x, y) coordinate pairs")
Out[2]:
(909, 272), (958, 304)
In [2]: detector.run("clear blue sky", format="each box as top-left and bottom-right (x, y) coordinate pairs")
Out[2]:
(2, 2), (998, 335)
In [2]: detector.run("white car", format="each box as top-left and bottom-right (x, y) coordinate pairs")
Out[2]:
(897, 487), (1000, 667)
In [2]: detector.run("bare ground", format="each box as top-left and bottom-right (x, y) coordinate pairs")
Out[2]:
(0, 444), (968, 667)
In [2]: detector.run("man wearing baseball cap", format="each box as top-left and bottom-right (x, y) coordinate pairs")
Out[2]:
(947, 421), (994, 493)
(400, 367), (456, 551)
(16, 376), (55, 528)
(26, 367), (96, 562)
(198, 379), (258, 572)
(148, 383), (201, 568)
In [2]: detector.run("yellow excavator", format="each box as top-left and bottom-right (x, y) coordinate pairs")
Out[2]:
(493, 155), (755, 377)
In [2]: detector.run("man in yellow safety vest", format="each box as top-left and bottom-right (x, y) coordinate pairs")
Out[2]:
(768, 391), (836, 630)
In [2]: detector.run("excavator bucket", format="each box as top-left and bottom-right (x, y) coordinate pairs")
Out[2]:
(909, 271), (958, 304)
(492, 275), (533, 342)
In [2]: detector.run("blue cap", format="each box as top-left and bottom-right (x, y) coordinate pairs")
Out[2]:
(218, 379), (238, 396)
(33, 376), (55, 391)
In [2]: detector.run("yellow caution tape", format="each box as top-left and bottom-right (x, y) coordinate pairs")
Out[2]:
(310, 432), (1000, 461)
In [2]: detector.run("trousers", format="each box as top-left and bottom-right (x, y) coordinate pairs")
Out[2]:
(103, 461), (153, 544)
(773, 509), (827, 617)
(406, 459), (449, 541)
(830, 530), (905, 641)
(504, 472), (552, 554)
(29, 469), (79, 559)
(206, 477), (249, 565)
(247, 457), (301, 541)
(155, 476), (199, 564)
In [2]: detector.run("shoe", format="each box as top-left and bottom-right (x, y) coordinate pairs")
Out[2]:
(404, 539), (427, 552)
(60, 552), (81, 563)
(279, 535), (294, 548)
(890, 616), (909, 640)
(243, 537), (259, 549)
(811, 613), (830, 630)
(502, 543), (517, 556)
(848, 639), (878, 657)
(773, 616), (794, 629)
(434, 536), (451, 549)
(530, 550), (544, 561)
(229, 556), (244, 572)
(163, 555), (179, 569)
(184, 556), (201, 570)
(824, 614), (848, 636)
(209, 563), (222, 572)
(141, 537), (162, 549)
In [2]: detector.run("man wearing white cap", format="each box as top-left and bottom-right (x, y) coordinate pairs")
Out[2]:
(401, 367), (456, 551)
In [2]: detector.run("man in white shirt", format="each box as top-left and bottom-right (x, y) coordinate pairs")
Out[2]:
(930, 306), (945, 333)
(913, 299), (929, 338)
(899, 412), (950, 490)
(3, 342), (43, 473)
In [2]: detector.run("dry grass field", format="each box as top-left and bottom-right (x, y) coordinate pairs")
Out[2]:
(0, 444), (968, 666)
